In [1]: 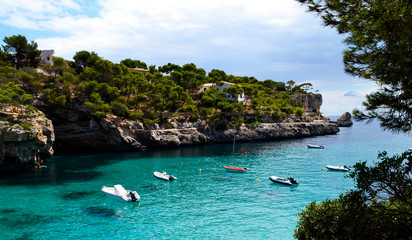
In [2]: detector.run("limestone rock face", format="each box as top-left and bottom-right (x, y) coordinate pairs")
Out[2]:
(37, 104), (142, 153)
(36, 102), (340, 154)
(126, 122), (340, 147)
(0, 105), (54, 172)
(294, 94), (322, 114)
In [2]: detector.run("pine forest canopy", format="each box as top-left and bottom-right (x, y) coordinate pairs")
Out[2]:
(0, 34), (316, 129)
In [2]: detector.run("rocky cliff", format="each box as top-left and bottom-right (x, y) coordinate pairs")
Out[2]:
(37, 103), (339, 153)
(0, 105), (54, 173)
(144, 121), (339, 148)
(294, 94), (322, 114)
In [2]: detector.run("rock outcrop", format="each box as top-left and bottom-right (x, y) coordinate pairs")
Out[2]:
(331, 112), (353, 127)
(0, 105), (54, 173)
(294, 94), (322, 114)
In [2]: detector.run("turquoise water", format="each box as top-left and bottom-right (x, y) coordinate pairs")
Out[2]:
(1, 121), (411, 239)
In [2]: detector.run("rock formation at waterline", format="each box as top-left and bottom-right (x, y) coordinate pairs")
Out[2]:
(331, 112), (353, 127)
(0, 105), (54, 173)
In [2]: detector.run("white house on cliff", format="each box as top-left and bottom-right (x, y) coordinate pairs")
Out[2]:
(199, 81), (245, 102)
(39, 50), (54, 65)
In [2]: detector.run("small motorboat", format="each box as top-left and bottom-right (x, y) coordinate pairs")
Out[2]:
(307, 144), (324, 149)
(326, 165), (350, 171)
(269, 176), (299, 186)
(101, 184), (140, 202)
(224, 166), (248, 173)
(153, 171), (177, 181)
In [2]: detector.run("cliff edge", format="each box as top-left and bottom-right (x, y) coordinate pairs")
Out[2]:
(38, 103), (339, 153)
(0, 105), (54, 173)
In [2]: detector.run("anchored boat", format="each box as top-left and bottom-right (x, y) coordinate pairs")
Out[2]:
(153, 171), (177, 181)
(326, 165), (350, 171)
(224, 136), (248, 173)
(307, 144), (324, 149)
(101, 184), (140, 202)
(269, 176), (299, 186)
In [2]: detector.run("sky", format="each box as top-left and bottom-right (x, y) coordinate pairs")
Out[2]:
(0, 0), (377, 116)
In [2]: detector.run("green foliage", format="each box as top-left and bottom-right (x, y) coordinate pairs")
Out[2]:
(84, 92), (111, 117)
(158, 63), (181, 74)
(128, 111), (144, 120)
(0, 48), (8, 61)
(295, 151), (412, 239)
(170, 63), (206, 91)
(2, 35), (41, 69)
(54, 95), (67, 107)
(229, 115), (244, 128)
(0, 82), (26, 105)
(111, 101), (129, 117)
(208, 114), (228, 130)
(120, 58), (147, 69)
(73, 50), (101, 72)
(294, 107), (304, 118)
(79, 67), (100, 82)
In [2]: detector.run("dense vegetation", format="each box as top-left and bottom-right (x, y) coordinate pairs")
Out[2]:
(295, 0), (412, 239)
(1, 35), (314, 129)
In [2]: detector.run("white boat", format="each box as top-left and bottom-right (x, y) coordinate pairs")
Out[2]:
(326, 165), (350, 171)
(101, 184), (140, 202)
(153, 171), (177, 181)
(269, 176), (299, 186)
(408, 147), (412, 152)
(307, 144), (324, 149)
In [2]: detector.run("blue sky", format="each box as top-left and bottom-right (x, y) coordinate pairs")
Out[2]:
(0, 0), (376, 116)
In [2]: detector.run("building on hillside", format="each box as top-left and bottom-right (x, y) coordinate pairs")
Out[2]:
(199, 81), (245, 102)
(128, 67), (150, 74)
(40, 50), (54, 65)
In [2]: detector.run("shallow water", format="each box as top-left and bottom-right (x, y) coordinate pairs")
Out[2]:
(1, 120), (410, 239)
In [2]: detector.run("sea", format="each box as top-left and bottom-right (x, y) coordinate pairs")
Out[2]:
(1, 118), (411, 239)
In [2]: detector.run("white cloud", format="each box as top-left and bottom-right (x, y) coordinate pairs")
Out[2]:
(320, 87), (377, 116)
(0, 0), (81, 23)
(1, 0), (324, 63)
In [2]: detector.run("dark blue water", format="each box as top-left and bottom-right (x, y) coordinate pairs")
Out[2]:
(1, 120), (410, 239)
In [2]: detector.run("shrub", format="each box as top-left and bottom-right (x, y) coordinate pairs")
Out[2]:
(111, 101), (129, 117)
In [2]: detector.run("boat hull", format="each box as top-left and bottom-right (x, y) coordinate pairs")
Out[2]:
(101, 186), (140, 202)
(269, 176), (293, 186)
(307, 144), (324, 149)
(153, 171), (177, 181)
(326, 165), (349, 171)
(224, 166), (247, 173)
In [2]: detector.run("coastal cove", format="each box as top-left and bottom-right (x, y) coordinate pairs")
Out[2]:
(1, 120), (410, 239)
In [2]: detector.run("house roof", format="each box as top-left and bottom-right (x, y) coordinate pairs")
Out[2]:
(201, 81), (235, 87)
(221, 81), (235, 85)
(128, 67), (150, 73)
(40, 50), (54, 57)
